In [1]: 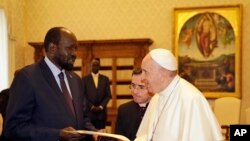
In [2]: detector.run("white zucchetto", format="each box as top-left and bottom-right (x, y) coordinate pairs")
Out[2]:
(149, 48), (177, 71)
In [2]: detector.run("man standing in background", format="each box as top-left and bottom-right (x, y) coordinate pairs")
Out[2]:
(82, 58), (111, 130)
(115, 68), (152, 141)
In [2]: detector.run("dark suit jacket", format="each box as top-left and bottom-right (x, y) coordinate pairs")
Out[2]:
(0, 88), (10, 141)
(4, 59), (96, 141)
(82, 74), (111, 128)
(0, 88), (9, 120)
(115, 101), (147, 141)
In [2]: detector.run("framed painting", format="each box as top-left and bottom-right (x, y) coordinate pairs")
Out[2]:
(173, 5), (242, 98)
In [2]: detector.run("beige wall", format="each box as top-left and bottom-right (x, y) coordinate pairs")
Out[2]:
(0, 0), (26, 82)
(1, 0), (250, 123)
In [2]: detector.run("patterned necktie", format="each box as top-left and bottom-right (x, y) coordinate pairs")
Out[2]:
(58, 72), (75, 116)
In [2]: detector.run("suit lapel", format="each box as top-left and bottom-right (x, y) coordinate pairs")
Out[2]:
(39, 59), (62, 96)
(97, 75), (101, 89)
(39, 60), (76, 120)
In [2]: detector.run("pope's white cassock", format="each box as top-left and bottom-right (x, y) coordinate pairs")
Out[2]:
(135, 75), (223, 141)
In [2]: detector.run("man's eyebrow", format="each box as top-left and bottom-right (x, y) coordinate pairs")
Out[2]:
(138, 84), (145, 88)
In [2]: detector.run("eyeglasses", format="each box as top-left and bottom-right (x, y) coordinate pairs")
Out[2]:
(129, 83), (146, 90)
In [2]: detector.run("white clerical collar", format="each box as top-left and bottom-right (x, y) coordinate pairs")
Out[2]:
(139, 103), (148, 107)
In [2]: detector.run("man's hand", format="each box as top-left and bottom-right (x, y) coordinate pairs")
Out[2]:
(93, 129), (107, 141)
(59, 127), (83, 141)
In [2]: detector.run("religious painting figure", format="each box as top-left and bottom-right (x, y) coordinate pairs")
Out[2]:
(195, 13), (217, 58)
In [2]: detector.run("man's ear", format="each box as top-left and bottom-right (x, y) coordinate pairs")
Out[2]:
(48, 43), (57, 54)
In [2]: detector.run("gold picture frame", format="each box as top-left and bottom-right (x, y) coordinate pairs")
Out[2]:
(173, 5), (242, 98)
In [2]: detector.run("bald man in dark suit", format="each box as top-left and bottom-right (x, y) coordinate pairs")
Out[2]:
(4, 27), (97, 141)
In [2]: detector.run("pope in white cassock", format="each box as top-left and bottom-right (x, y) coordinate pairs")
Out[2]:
(135, 48), (223, 141)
